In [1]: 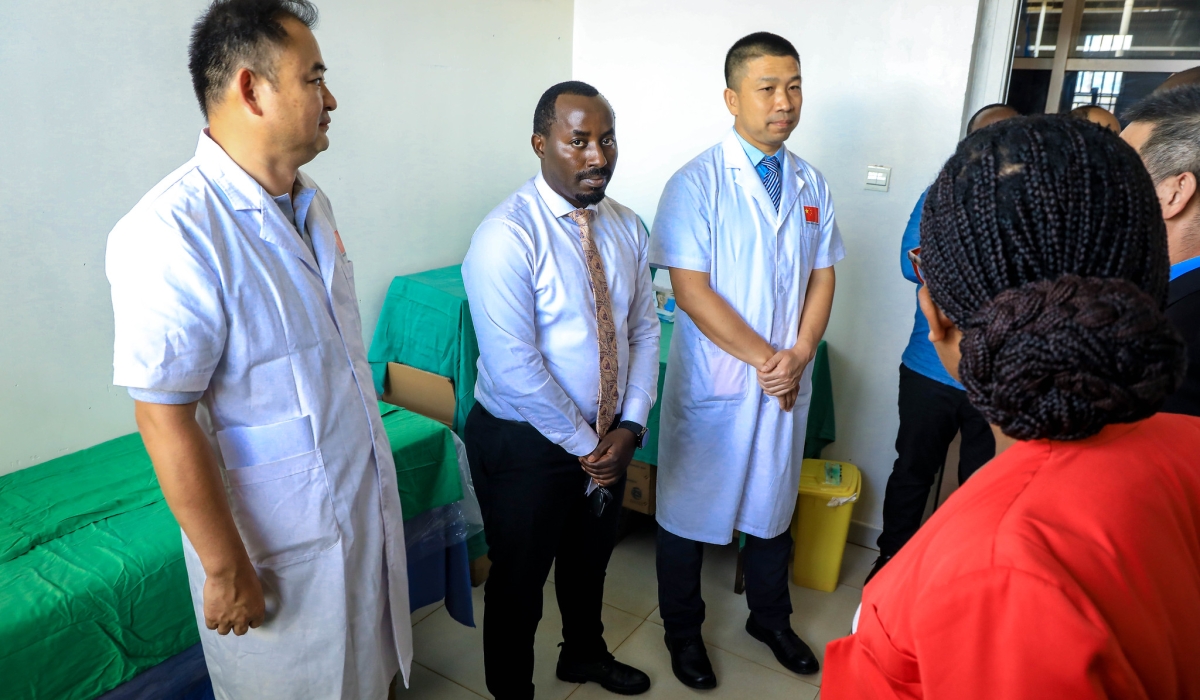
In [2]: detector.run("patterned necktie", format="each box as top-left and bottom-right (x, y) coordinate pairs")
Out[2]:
(760, 155), (782, 212)
(568, 208), (619, 438)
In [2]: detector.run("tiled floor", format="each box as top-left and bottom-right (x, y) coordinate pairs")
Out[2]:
(401, 519), (876, 699)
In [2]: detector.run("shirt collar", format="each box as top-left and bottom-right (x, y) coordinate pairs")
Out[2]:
(194, 129), (266, 211)
(534, 170), (599, 219)
(733, 128), (785, 168)
(1170, 255), (1200, 281)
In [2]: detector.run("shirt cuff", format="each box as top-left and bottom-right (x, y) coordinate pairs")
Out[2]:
(560, 421), (601, 458)
(815, 249), (845, 270)
(127, 387), (204, 404)
(619, 387), (654, 427)
(648, 253), (710, 273)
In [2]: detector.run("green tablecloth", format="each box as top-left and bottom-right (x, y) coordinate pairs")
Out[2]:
(379, 402), (463, 516)
(0, 408), (464, 700)
(369, 266), (478, 434)
(368, 265), (836, 464)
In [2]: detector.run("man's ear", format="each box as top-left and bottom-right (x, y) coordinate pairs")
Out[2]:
(531, 133), (546, 160)
(234, 67), (265, 117)
(723, 87), (739, 117)
(1162, 172), (1198, 220)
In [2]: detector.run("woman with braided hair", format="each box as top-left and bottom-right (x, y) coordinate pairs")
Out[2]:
(824, 115), (1200, 698)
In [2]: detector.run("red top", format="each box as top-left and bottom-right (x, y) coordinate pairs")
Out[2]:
(824, 413), (1200, 699)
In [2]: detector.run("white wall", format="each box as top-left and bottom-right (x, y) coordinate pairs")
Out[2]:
(0, 0), (572, 475)
(573, 0), (995, 538)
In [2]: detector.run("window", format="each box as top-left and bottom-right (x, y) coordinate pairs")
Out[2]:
(1069, 70), (1123, 110)
(1007, 0), (1200, 118)
(1073, 1), (1200, 60)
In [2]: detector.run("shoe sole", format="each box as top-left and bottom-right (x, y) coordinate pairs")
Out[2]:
(556, 670), (650, 695)
(745, 621), (820, 676)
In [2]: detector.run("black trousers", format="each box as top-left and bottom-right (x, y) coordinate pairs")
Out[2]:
(464, 404), (624, 700)
(656, 525), (793, 639)
(877, 364), (995, 555)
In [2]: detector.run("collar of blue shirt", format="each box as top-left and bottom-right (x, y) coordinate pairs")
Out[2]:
(733, 128), (785, 169)
(1171, 255), (1200, 282)
(534, 170), (601, 220)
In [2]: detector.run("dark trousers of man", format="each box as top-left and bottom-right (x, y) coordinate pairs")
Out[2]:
(657, 526), (794, 638)
(877, 364), (996, 556)
(464, 404), (625, 700)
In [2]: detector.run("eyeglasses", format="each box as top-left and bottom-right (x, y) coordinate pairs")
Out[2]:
(907, 247), (925, 285)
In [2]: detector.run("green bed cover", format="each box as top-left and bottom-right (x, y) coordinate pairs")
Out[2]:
(0, 405), (460, 700)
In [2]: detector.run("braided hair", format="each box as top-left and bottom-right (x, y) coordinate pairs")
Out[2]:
(920, 115), (1186, 440)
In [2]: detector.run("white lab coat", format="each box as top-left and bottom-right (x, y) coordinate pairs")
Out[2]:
(107, 131), (412, 699)
(648, 130), (845, 545)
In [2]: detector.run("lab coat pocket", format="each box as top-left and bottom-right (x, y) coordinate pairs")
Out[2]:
(223, 450), (341, 568)
(218, 417), (341, 568)
(698, 337), (748, 402)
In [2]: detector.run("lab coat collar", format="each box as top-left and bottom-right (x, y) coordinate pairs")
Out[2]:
(721, 129), (806, 228)
(296, 170), (338, 293)
(195, 130), (321, 275)
(195, 129), (265, 212)
(534, 170), (600, 220)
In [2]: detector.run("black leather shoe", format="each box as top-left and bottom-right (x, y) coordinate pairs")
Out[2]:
(745, 615), (820, 675)
(664, 634), (717, 689)
(556, 656), (651, 695)
(864, 553), (893, 585)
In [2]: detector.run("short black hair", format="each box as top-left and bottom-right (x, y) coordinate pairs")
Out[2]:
(966, 103), (1017, 133)
(533, 81), (604, 136)
(1122, 85), (1200, 184)
(188, 0), (318, 119)
(724, 32), (799, 89)
(921, 116), (1183, 440)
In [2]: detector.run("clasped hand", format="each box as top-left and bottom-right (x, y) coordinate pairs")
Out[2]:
(757, 346), (813, 412)
(579, 427), (638, 487)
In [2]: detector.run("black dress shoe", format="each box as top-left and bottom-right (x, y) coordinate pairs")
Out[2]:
(864, 553), (893, 585)
(745, 615), (820, 675)
(556, 656), (651, 695)
(664, 633), (717, 689)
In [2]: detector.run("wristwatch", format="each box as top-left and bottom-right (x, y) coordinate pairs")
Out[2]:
(616, 420), (649, 449)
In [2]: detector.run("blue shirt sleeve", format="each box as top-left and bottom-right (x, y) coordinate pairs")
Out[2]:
(900, 189), (929, 284)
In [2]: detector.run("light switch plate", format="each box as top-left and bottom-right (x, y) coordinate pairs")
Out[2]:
(865, 165), (891, 192)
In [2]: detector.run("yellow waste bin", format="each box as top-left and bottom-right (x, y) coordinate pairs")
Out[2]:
(791, 459), (861, 592)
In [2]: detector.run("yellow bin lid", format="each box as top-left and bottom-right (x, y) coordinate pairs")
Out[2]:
(798, 459), (861, 505)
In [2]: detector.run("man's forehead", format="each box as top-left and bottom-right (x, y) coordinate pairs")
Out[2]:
(744, 55), (801, 79)
(554, 95), (614, 130)
(278, 16), (322, 64)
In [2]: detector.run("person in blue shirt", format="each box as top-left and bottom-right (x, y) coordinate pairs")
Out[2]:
(1122, 85), (1200, 417)
(867, 104), (1018, 582)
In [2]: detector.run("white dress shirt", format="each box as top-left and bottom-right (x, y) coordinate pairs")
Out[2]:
(463, 172), (660, 457)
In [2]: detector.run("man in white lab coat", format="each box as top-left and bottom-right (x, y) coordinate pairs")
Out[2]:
(105, 2), (411, 698)
(649, 32), (844, 688)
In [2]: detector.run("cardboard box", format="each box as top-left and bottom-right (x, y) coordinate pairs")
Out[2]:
(623, 460), (657, 515)
(380, 362), (455, 427)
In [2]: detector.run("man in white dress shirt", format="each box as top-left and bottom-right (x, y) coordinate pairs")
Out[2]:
(462, 81), (659, 700)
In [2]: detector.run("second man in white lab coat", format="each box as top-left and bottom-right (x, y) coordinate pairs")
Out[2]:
(649, 32), (844, 688)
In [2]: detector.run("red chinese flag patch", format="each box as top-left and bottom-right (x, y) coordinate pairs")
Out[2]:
(803, 206), (820, 223)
